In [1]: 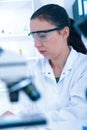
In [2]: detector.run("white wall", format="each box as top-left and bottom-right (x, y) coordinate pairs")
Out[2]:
(34, 0), (75, 18)
(64, 0), (75, 18)
(40, 0), (64, 7)
(33, 0), (64, 11)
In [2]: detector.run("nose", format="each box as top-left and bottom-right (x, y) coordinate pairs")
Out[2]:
(34, 39), (42, 47)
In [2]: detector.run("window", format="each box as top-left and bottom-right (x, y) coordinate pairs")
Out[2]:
(73, 0), (87, 20)
(82, 0), (87, 16)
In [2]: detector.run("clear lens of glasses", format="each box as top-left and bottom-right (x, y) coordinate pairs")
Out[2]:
(29, 32), (52, 42)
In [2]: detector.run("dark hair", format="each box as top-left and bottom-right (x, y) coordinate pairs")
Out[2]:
(68, 18), (87, 54)
(30, 4), (87, 54)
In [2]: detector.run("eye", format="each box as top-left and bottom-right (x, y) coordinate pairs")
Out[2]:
(38, 33), (47, 39)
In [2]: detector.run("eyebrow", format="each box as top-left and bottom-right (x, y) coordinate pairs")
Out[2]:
(28, 26), (64, 36)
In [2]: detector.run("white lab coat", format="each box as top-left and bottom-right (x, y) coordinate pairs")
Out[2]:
(26, 47), (87, 129)
(0, 47), (87, 130)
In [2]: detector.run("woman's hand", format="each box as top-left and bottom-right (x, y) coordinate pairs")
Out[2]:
(1, 111), (15, 116)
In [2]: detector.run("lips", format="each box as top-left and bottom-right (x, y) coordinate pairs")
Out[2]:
(39, 50), (46, 55)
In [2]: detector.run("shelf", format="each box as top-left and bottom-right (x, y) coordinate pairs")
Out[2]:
(0, 33), (28, 38)
(0, 0), (33, 37)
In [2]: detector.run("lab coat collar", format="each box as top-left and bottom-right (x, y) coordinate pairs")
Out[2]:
(60, 47), (79, 80)
(42, 58), (55, 79)
(42, 47), (79, 80)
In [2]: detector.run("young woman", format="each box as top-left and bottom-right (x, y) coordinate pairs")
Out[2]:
(27, 4), (87, 130)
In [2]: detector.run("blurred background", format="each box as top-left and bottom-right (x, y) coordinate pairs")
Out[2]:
(0, 0), (86, 60)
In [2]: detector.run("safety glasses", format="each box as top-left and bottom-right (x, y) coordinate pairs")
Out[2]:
(28, 26), (64, 42)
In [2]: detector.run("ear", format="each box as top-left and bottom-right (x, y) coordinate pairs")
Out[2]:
(61, 27), (69, 39)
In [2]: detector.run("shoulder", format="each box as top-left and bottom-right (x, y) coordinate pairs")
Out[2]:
(65, 47), (87, 75)
(71, 49), (87, 75)
(69, 47), (87, 65)
(76, 52), (87, 66)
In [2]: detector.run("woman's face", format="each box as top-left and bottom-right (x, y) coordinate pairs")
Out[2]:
(30, 18), (69, 60)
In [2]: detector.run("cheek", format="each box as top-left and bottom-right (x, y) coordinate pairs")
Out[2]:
(49, 38), (64, 54)
(50, 37), (62, 49)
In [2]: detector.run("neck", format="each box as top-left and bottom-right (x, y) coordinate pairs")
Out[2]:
(50, 47), (70, 77)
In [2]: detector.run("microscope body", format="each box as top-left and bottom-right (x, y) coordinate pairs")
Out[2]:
(0, 48), (40, 102)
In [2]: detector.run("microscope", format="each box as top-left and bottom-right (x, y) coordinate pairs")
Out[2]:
(0, 48), (47, 129)
(0, 47), (41, 102)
